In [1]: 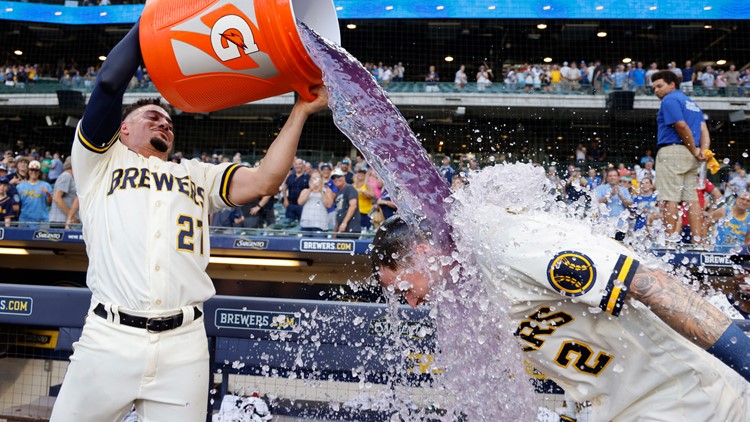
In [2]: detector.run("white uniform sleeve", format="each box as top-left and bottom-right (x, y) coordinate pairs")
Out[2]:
(195, 161), (242, 214)
(71, 122), (119, 198)
(482, 211), (640, 317)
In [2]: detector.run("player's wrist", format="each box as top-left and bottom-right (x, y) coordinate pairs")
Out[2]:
(706, 323), (750, 383)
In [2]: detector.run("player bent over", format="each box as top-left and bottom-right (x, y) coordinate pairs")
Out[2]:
(372, 211), (750, 421)
(50, 20), (328, 421)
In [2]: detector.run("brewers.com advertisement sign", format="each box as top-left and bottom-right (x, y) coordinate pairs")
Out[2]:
(700, 253), (734, 267)
(299, 239), (355, 253)
(0, 296), (33, 316)
(214, 308), (297, 331)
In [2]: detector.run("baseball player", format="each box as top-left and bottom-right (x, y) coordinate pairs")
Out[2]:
(371, 175), (750, 421)
(50, 20), (327, 421)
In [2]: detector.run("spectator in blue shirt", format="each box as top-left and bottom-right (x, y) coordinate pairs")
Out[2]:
(376, 188), (398, 220)
(47, 152), (64, 184)
(652, 70), (709, 243)
(16, 160), (52, 226)
(613, 65), (627, 90)
(632, 177), (658, 232)
(438, 156), (456, 186)
(281, 158), (310, 223)
(585, 167), (602, 189)
(596, 168), (634, 239)
(640, 149), (655, 167)
(681, 60), (696, 95)
(631, 62), (647, 95)
(708, 191), (750, 252)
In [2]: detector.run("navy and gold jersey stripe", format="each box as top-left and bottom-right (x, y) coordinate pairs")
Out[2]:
(220, 164), (241, 208)
(560, 416), (577, 422)
(598, 254), (640, 317)
(77, 126), (119, 154)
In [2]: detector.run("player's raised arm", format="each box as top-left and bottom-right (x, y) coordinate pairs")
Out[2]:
(227, 85), (328, 205)
(630, 264), (750, 381)
(80, 19), (143, 146)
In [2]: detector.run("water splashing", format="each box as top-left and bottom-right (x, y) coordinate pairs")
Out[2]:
(299, 23), (535, 420)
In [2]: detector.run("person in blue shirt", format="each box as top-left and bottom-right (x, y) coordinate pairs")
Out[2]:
(632, 177), (658, 232)
(631, 61), (647, 95)
(707, 191), (750, 252)
(16, 160), (52, 226)
(438, 155), (456, 186)
(595, 168), (633, 240)
(585, 167), (602, 189)
(681, 60), (696, 95)
(652, 70), (710, 243)
(595, 168), (634, 217)
(613, 65), (627, 90)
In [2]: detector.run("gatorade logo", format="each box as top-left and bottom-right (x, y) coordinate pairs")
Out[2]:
(169, 1), (278, 78)
(212, 15), (259, 62)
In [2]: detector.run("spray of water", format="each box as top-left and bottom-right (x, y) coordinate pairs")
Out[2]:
(299, 23), (536, 420)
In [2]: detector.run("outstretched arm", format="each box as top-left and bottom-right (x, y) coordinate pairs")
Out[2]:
(227, 86), (328, 205)
(630, 265), (750, 381)
(630, 265), (730, 348)
(81, 20), (142, 144)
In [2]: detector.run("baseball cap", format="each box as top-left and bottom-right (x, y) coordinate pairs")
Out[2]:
(331, 168), (345, 178)
(320, 163), (332, 170)
(357, 168), (367, 173)
(563, 61), (569, 66)
(28, 160), (41, 170)
(0, 176), (8, 184)
(0, 164), (7, 172)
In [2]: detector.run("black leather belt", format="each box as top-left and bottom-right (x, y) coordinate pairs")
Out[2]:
(93, 303), (202, 332)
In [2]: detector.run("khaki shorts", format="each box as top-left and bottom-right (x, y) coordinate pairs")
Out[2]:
(655, 145), (699, 202)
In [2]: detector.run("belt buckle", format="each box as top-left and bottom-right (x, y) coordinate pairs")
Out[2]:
(146, 315), (174, 333)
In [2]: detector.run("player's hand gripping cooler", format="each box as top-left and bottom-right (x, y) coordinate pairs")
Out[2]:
(139, 0), (341, 112)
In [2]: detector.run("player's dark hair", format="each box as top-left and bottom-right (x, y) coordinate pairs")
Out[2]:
(370, 215), (430, 284)
(651, 70), (681, 89)
(122, 98), (173, 120)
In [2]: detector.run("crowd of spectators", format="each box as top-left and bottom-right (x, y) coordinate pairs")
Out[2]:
(363, 62), (405, 87)
(1, 59), (153, 91)
(208, 152), (396, 239)
(542, 146), (750, 251)
(1, 149), (78, 228)
(5, 141), (749, 251)
(418, 60), (750, 96)
(5, 56), (749, 99)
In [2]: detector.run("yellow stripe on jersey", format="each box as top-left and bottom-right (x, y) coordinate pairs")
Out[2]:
(598, 254), (640, 317)
(77, 126), (119, 154)
(605, 257), (633, 313)
(220, 164), (241, 207)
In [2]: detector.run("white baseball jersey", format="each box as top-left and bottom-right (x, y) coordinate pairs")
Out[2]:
(463, 205), (749, 421)
(72, 124), (239, 312)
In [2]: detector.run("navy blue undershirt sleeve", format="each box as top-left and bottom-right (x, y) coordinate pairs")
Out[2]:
(706, 322), (750, 383)
(80, 19), (142, 146)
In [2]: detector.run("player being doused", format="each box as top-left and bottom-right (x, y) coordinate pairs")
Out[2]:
(371, 163), (750, 421)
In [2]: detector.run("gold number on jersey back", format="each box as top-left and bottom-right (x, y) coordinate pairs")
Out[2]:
(554, 340), (613, 376)
(176, 214), (205, 255)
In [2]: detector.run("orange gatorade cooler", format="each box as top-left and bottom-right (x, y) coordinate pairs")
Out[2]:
(139, 0), (340, 113)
